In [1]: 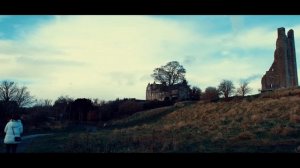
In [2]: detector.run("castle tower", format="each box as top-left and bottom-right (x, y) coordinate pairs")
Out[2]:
(261, 27), (298, 91)
(287, 29), (298, 86)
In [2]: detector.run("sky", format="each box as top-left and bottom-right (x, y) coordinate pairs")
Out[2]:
(1, 15), (300, 102)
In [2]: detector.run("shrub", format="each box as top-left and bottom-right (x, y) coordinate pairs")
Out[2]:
(118, 101), (143, 116)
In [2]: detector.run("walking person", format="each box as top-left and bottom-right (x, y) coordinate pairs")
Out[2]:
(3, 114), (23, 153)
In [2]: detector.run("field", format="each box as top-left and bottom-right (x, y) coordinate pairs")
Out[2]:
(3, 87), (300, 153)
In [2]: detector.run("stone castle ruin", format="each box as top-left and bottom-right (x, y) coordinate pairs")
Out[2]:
(146, 82), (190, 101)
(261, 27), (298, 91)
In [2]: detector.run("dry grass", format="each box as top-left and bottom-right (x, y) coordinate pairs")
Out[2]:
(231, 131), (256, 142)
(260, 87), (300, 98)
(134, 87), (300, 152)
(271, 125), (296, 136)
(26, 87), (300, 153)
(289, 114), (300, 123)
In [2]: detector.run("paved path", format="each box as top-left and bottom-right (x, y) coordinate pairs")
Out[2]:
(18, 133), (54, 153)
(0, 133), (53, 153)
(21, 134), (54, 140)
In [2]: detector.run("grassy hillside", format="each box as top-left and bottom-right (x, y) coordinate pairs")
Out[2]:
(20, 87), (300, 152)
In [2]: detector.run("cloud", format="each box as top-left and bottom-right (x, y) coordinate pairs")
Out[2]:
(183, 55), (197, 65)
(230, 16), (244, 35)
(184, 25), (284, 92)
(242, 74), (262, 82)
(0, 16), (8, 22)
(0, 16), (205, 100)
(1, 16), (299, 101)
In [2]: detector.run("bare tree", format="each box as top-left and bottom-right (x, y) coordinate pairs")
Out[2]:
(35, 99), (52, 107)
(44, 99), (52, 106)
(0, 80), (35, 107)
(151, 61), (186, 86)
(218, 80), (235, 99)
(0, 81), (18, 102)
(236, 81), (252, 97)
(15, 86), (35, 107)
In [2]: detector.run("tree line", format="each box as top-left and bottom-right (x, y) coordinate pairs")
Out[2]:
(0, 61), (253, 131)
(151, 61), (253, 101)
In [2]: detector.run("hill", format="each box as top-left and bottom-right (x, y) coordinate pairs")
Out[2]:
(16, 87), (300, 152)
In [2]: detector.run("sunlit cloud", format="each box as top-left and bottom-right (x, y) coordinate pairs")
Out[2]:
(0, 15), (299, 101)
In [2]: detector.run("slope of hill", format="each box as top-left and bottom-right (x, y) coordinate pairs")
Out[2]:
(23, 87), (300, 153)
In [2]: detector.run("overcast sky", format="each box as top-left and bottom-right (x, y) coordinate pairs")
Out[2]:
(1, 15), (300, 101)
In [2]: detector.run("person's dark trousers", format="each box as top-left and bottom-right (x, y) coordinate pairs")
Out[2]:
(6, 144), (18, 153)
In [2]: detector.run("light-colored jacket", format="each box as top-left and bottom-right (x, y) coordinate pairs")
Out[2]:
(4, 120), (23, 144)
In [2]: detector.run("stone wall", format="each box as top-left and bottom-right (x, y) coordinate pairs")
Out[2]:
(261, 27), (298, 91)
(146, 82), (190, 101)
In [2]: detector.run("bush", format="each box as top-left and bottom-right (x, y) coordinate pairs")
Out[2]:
(118, 101), (143, 116)
(202, 87), (219, 102)
(143, 100), (173, 110)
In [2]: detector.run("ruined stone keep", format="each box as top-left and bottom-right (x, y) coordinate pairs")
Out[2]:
(146, 82), (190, 101)
(261, 27), (298, 91)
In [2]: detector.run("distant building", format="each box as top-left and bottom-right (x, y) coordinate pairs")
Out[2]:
(146, 81), (190, 101)
(261, 27), (298, 91)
